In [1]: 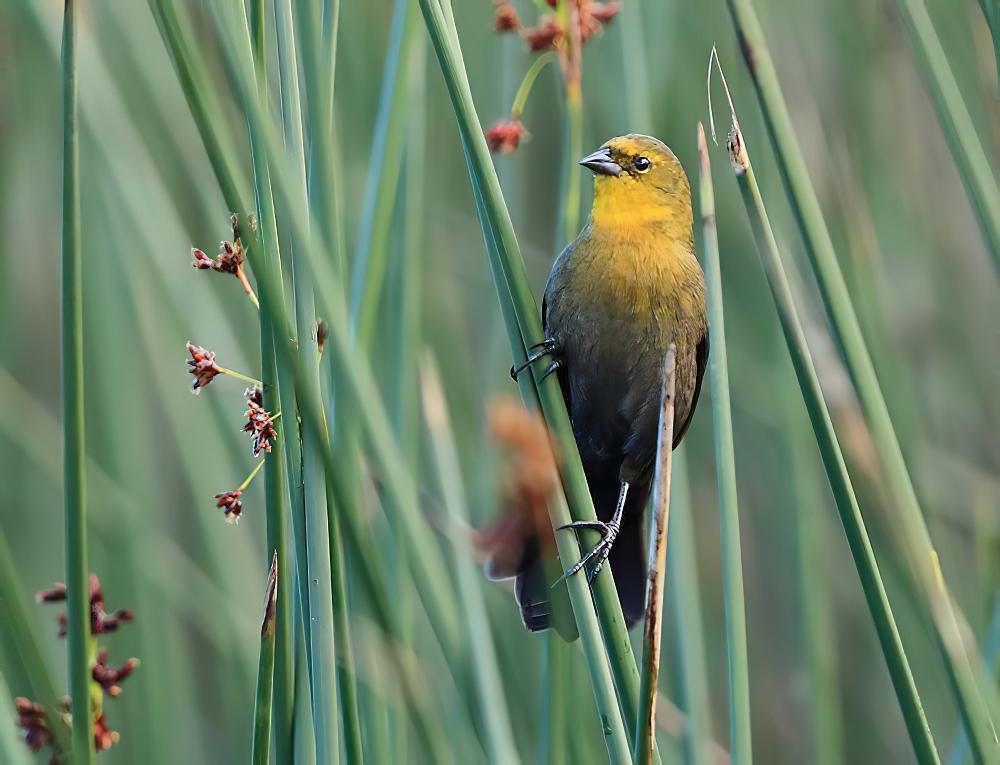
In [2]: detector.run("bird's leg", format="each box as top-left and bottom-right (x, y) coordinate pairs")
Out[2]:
(510, 339), (558, 381)
(554, 481), (630, 585)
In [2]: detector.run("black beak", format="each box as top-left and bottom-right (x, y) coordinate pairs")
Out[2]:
(579, 147), (622, 177)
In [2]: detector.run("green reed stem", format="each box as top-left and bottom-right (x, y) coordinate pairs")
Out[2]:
(698, 122), (753, 764)
(0, 533), (72, 760)
(222, 0), (464, 679)
(272, 1), (341, 761)
(162, 4), (457, 756)
(290, 0), (365, 758)
(510, 52), (557, 117)
(725, 110), (939, 763)
(785, 395), (843, 765)
(893, 0), (1000, 269)
(61, 1), (94, 760)
(324, 484), (364, 765)
(419, 1), (636, 760)
(560, 83), (583, 246)
(293, 0), (340, 268)
(335, 15), (422, 750)
(251, 553), (279, 765)
(420, 358), (522, 765)
(667, 449), (713, 765)
(980, 0), (1000, 91)
(948, 593), (1000, 765)
(248, 1), (294, 757)
(722, 2), (1000, 755)
(616, 0), (652, 134)
(349, 0), (419, 349)
(539, 635), (568, 765)
(636, 348), (677, 765)
(145, 0), (249, 212)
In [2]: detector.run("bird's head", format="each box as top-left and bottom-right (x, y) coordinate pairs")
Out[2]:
(581, 134), (692, 232)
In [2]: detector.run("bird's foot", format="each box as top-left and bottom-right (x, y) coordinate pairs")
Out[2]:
(510, 339), (559, 382)
(553, 517), (620, 586)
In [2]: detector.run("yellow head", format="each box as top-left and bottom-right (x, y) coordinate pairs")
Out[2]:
(581, 134), (692, 235)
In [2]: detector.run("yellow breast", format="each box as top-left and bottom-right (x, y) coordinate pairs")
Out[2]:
(565, 223), (704, 323)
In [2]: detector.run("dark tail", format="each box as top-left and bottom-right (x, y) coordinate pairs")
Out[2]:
(515, 546), (579, 641)
(514, 473), (651, 639)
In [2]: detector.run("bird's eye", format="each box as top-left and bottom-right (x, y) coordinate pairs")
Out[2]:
(634, 156), (651, 173)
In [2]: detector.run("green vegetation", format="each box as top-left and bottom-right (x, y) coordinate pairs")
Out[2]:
(1, 0), (998, 763)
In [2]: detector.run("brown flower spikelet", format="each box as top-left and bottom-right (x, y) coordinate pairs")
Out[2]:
(523, 15), (562, 52)
(92, 648), (139, 698)
(478, 398), (560, 578)
(215, 489), (243, 524)
(485, 119), (527, 154)
(244, 396), (278, 458)
(186, 342), (222, 392)
(15, 697), (50, 753)
(493, 1), (520, 32)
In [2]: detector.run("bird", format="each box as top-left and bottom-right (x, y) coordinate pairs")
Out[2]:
(500, 134), (708, 639)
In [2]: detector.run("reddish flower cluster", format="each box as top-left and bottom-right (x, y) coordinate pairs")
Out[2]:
(492, 0), (520, 32)
(485, 119), (527, 154)
(92, 649), (139, 698)
(215, 489), (244, 524)
(478, 398), (561, 579)
(244, 389), (278, 458)
(186, 342), (222, 392)
(487, 0), (619, 154)
(192, 214), (243, 271)
(185, 349), (271, 523)
(93, 715), (120, 752)
(578, 1), (620, 42)
(191, 247), (215, 269)
(492, 0), (620, 51)
(37, 575), (133, 637)
(191, 214), (259, 306)
(523, 15), (562, 51)
(20, 576), (136, 760)
(15, 697), (51, 754)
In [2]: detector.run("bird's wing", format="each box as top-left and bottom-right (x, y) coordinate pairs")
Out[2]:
(673, 330), (708, 448)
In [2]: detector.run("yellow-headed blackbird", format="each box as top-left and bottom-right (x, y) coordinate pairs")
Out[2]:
(506, 134), (708, 638)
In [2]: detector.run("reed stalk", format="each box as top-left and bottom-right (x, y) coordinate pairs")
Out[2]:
(785, 396), (843, 765)
(419, 1), (645, 749)
(635, 347), (677, 765)
(248, 3), (294, 759)
(698, 122), (753, 764)
(251, 553), (279, 765)
(420, 358), (521, 765)
(980, 0), (1000, 90)
(893, 0), (1000, 268)
(155, 5), (459, 756)
(61, 1), (94, 760)
(666, 450), (713, 765)
(947, 593), (1000, 765)
(349, 0), (420, 349)
(271, 1), (342, 760)
(288, 0), (365, 757)
(0, 534), (71, 760)
(718, 85), (939, 762)
(722, 2), (1000, 754)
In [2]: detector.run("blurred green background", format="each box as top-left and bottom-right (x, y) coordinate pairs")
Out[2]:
(1, 0), (998, 763)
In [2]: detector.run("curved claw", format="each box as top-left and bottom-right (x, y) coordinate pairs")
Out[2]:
(552, 519), (617, 588)
(552, 481), (630, 587)
(551, 539), (608, 588)
(510, 339), (558, 381)
(538, 358), (562, 382)
(556, 520), (608, 533)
